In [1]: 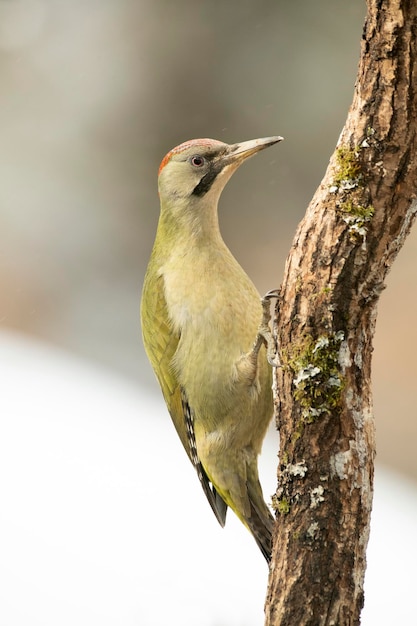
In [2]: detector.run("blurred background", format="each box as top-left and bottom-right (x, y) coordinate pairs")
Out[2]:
(1, 1), (417, 623)
(1, 0), (416, 481)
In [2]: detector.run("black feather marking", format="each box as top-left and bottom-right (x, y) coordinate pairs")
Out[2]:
(180, 387), (228, 526)
(192, 162), (224, 197)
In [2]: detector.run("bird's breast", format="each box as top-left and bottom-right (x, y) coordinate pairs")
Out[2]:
(161, 245), (259, 340)
(161, 245), (261, 395)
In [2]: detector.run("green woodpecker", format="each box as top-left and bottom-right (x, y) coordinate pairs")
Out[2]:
(141, 136), (282, 562)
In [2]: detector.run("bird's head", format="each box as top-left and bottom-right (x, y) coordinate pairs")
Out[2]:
(157, 136), (283, 222)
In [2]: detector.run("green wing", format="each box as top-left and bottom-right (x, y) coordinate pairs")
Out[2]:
(141, 267), (187, 450)
(141, 266), (227, 526)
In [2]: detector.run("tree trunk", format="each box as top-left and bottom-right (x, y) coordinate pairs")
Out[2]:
(265, 1), (417, 624)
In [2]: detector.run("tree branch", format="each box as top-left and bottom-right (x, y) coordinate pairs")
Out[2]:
(265, 1), (417, 624)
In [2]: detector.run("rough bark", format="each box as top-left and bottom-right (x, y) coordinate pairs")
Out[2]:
(265, 1), (417, 624)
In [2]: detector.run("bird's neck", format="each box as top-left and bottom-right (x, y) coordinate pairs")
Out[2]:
(157, 196), (225, 252)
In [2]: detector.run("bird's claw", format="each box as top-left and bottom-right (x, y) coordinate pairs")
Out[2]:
(262, 288), (280, 302)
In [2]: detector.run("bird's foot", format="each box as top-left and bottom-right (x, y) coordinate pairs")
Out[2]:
(261, 290), (281, 367)
(256, 289), (281, 367)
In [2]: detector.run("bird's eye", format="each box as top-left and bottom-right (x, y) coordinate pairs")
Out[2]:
(190, 155), (205, 167)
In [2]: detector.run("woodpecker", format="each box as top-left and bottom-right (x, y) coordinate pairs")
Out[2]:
(141, 136), (282, 562)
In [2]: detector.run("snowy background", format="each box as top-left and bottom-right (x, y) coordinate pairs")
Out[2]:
(1, 332), (416, 625)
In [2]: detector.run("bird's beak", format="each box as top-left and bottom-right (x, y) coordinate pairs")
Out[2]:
(224, 136), (283, 166)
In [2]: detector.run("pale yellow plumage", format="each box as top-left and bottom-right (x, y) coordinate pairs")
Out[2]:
(141, 136), (282, 561)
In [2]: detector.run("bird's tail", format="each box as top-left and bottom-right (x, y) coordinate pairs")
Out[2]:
(245, 472), (275, 563)
(247, 496), (274, 563)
